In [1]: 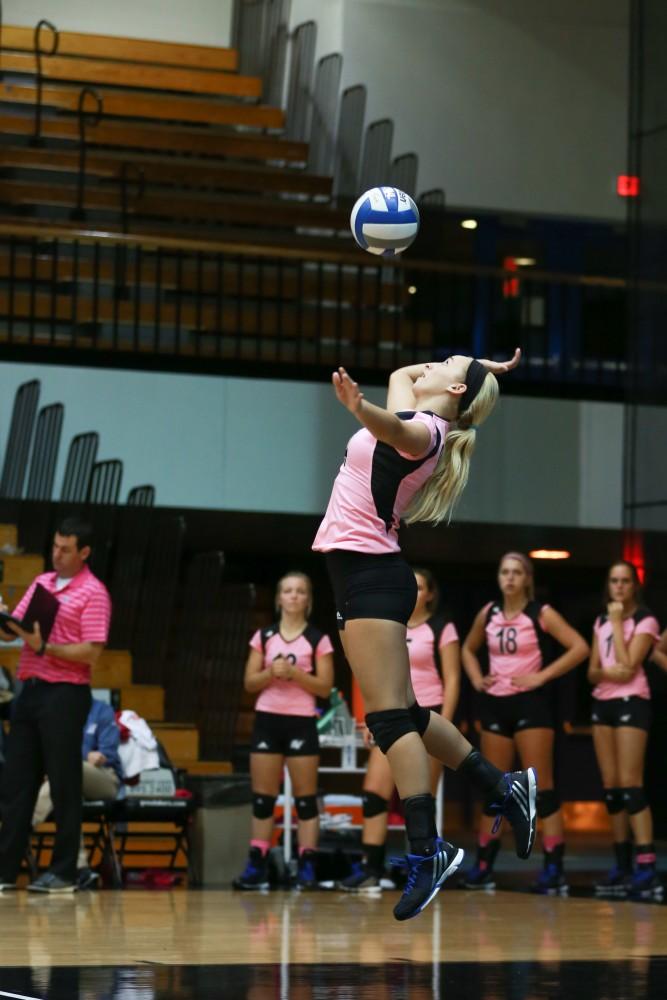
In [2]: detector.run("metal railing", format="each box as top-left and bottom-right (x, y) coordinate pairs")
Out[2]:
(0, 222), (632, 396)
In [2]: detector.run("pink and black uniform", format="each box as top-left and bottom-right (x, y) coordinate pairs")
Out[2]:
(313, 410), (448, 628)
(591, 607), (660, 731)
(408, 615), (459, 711)
(478, 600), (555, 737)
(249, 623), (334, 756)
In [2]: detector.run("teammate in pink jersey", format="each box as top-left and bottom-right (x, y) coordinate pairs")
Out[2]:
(313, 350), (540, 922)
(233, 572), (334, 891)
(340, 567), (461, 892)
(588, 560), (662, 900)
(461, 552), (588, 894)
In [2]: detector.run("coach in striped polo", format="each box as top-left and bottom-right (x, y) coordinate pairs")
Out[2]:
(0, 516), (111, 893)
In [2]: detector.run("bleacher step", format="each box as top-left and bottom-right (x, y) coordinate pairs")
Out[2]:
(119, 684), (164, 720)
(177, 760), (232, 775)
(152, 723), (199, 762)
(0, 525), (17, 549)
(0, 554), (44, 585)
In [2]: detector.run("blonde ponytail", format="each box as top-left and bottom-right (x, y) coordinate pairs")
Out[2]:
(405, 371), (499, 525)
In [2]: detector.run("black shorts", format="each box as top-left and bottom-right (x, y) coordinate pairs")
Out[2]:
(479, 689), (554, 738)
(325, 550), (417, 630)
(591, 696), (651, 732)
(250, 711), (320, 756)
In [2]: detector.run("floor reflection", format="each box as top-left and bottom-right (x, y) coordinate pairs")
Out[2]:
(1, 958), (667, 1000)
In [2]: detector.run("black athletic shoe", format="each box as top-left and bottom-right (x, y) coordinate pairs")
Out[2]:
(232, 847), (270, 890)
(489, 768), (537, 860)
(460, 863), (496, 891)
(628, 868), (664, 901)
(531, 861), (568, 896)
(392, 839), (464, 921)
(295, 850), (318, 890)
(76, 867), (100, 890)
(594, 866), (630, 898)
(339, 861), (382, 893)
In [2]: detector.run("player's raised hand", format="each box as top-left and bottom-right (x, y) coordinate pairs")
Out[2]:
(332, 367), (364, 415)
(477, 348), (521, 375)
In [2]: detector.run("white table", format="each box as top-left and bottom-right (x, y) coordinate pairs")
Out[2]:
(280, 731), (444, 863)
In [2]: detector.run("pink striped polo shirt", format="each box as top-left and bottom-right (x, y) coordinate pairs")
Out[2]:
(408, 617), (459, 706)
(484, 602), (550, 697)
(312, 410), (448, 554)
(592, 609), (660, 701)
(13, 565), (111, 685)
(250, 625), (334, 717)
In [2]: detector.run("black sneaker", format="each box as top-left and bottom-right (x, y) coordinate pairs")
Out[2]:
(296, 850), (318, 890)
(339, 861), (382, 893)
(531, 862), (568, 896)
(488, 768), (537, 860)
(628, 868), (664, 902)
(77, 867), (100, 890)
(460, 863), (496, 891)
(392, 839), (464, 921)
(0, 880), (17, 893)
(232, 847), (270, 890)
(594, 866), (630, 898)
(28, 872), (77, 894)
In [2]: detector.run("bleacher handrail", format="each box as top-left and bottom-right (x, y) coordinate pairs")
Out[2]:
(0, 221), (628, 289)
(31, 18), (58, 143)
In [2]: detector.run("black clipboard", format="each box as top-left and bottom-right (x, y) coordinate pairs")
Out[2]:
(0, 583), (59, 641)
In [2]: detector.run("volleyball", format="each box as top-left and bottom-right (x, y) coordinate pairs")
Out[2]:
(350, 186), (420, 256)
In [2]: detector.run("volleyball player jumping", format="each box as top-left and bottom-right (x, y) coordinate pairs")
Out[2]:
(313, 350), (538, 921)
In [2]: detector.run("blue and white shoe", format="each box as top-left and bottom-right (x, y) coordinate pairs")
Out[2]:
(594, 866), (630, 898)
(296, 849), (318, 890)
(339, 861), (382, 893)
(392, 839), (464, 921)
(232, 847), (269, 890)
(531, 862), (568, 896)
(489, 768), (537, 860)
(628, 868), (664, 901)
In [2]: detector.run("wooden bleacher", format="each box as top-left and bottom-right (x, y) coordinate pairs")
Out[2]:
(1, 147), (332, 197)
(0, 22), (354, 250)
(1, 25), (239, 71)
(0, 113), (309, 162)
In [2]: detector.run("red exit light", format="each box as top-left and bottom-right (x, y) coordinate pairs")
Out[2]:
(617, 175), (640, 197)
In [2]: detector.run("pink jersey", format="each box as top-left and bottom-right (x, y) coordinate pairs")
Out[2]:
(250, 624), (334, 717)
(312, 410), (448, 554)
(484, 602), (550, 697)
(408, 616), (459, 706)
(13, 566), (111, 685)
(592, 609), (660, 701)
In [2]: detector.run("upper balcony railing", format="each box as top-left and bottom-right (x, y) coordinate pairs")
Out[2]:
(0, 222), (631, 399)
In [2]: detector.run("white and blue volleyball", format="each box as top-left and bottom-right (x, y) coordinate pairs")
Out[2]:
(350, 186), (420, 256)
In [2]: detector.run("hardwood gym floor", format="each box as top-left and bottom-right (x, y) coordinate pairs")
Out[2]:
(0, 885), (665, 998)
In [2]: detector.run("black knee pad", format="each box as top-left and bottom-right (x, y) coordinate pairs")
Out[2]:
(621, 787), (647, 815)
(604, 788), (625, 815)
(362, 791), (389, 818)
(252, 793), (277, 820)
(408, 701), (432, 737)
(365, 709), (417, 755)
(295, 794), (319, 821)
(536, 789), (560, 820)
